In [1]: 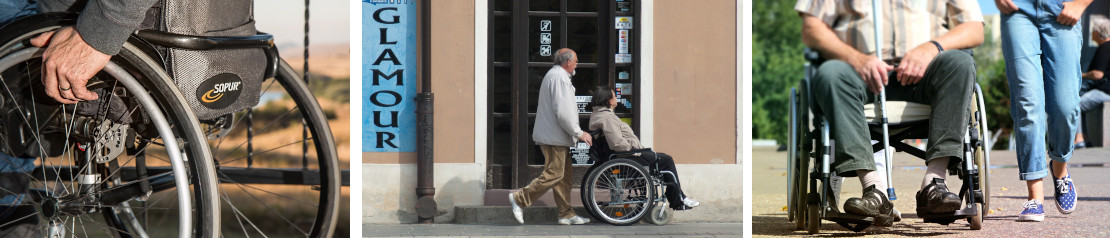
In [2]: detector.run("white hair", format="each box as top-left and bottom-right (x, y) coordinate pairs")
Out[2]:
(1096, 21), (1110, 40)
(553, 49), (575, 66)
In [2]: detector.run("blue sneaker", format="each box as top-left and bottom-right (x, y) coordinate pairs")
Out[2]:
(1018, 200), (1044, 222)
(1053, 173), (1077, 214)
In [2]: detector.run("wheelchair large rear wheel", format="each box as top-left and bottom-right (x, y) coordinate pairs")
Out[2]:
(968, 84), (991, 230)
(788, 85), (812, 231)
(0, 14), (219, 238)
(202, 60), (341, 237)
(582, 158), (654, 225)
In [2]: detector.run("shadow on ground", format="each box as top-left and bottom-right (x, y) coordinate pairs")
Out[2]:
(753, 212), (980, 237)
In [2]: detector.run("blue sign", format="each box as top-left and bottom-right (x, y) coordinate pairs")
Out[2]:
(363, 0), (417, 152)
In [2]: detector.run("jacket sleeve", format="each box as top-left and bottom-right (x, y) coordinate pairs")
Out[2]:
(69, 0), (159, 55)
(600, 114), (632, 152)
(552, 77), (584, 141)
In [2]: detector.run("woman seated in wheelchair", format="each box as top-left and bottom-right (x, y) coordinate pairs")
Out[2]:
(587, 86), (700, 210)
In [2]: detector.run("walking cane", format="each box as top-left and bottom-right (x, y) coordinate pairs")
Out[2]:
(872, 0), (897, 200)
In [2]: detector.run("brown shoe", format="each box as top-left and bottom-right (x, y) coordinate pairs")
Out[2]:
(843, 185), (895, 226)
(915, 178), (961, 214)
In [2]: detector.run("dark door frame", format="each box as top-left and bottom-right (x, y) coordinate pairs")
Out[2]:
(488, 0), (640, 189)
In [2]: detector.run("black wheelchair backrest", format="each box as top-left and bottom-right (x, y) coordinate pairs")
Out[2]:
(588, 130), (613, 164)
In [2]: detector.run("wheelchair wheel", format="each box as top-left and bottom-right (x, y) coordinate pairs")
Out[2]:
(789, 84), (812, 231)
(582, 158), (654, 225)
(968, 84), (991, 230)
(202, 60), (341, 237)
(0, 14), (219, 238)
(580, 164), (603, 221)
(806, 192), (821, 234)
(968, 203), (983, 230)
(646, 204), (672, 225)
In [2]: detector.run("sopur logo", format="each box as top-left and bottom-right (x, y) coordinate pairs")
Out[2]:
(196, 73), (243, 109)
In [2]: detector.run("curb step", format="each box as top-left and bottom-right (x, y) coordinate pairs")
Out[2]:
(454, 205), (592, 224)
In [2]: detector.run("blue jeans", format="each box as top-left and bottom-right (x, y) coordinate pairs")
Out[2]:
(0, 0), (35, 26)
(1079, 89), (1110, 112)
(1001, 0), (1083, 181)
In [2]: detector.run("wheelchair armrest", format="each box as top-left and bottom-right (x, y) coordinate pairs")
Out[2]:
(804, 47), (822, 63)
(611, 148), (652, 156)
(135, 30), (274, 50)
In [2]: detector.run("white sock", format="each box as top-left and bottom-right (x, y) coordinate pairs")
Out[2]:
(858, 169), (887, 196)
(921, 157), (949, 189)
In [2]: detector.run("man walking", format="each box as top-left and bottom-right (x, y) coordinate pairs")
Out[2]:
(509, 48), (593, 225)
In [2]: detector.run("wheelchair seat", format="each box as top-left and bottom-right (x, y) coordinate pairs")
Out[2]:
(864, 101), (932, 125)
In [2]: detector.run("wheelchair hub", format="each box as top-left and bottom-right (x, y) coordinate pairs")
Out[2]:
(62, 115), (129, 164)
(38, 196), (95, 220)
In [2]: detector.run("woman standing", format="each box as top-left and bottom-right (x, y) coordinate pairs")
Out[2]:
(996, 0), (1089, 222)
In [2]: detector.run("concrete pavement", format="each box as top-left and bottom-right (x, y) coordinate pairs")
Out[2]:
(363, 223), (742, 237)
(753, 146), (1110, 237)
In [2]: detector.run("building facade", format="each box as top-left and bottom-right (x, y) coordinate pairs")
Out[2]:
(362, 0), (744, 224)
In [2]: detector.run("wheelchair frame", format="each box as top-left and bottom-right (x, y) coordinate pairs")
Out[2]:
(0, 13), (341, 238)
(786, 50), (992, 234)
(580, 130), (679, 226)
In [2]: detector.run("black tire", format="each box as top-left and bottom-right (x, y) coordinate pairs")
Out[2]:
(806, 192), (821, 234)
(202, 60), (341, 237)
(582, 158), (654, 225)
(0, 13), (219, 238)
(580, 164), (602, 221)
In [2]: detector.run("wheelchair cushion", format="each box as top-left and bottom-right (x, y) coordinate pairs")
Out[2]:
(864, 101), (931, 124)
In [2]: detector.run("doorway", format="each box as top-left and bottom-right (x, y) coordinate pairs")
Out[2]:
(487, 0), (641, 189)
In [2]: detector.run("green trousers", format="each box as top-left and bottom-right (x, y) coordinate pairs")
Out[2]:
(810, 50), (974, 177)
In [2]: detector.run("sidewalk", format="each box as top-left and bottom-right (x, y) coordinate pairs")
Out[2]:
(753, 146), (1110, 237)
(363, 223), (742, 237)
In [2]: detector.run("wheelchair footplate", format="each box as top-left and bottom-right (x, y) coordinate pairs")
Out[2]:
(824, 211), (875, 232)
(918, 206), (978, 225)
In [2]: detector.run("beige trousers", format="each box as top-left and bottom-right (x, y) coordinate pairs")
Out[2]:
(512, 145), (576, 219)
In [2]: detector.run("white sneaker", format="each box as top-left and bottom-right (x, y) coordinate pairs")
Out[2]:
(557, 215), (590, 225)
(892, 207), (902, 222)
(508, 193), (523, 224)
(682, 197), (700, 208)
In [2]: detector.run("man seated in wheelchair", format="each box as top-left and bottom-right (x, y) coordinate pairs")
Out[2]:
(795, 0), (984, 226)
(587, 86), (700, 210)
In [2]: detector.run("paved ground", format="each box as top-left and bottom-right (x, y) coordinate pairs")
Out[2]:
(753, 146), (1110, 237)
(363, 223), (742, 237)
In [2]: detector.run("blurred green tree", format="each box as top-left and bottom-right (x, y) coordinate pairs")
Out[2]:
(753, 0), (804, 145)
(754, 1), (1013, 148)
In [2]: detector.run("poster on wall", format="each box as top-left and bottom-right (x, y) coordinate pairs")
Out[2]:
(364, 0), (417, 152)
(618, 30), (629, 54)
(615, 17), (633, 29)
(576, 96), (592, 113)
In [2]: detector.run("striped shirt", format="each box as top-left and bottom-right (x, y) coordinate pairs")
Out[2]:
(794, 0), (984, 60)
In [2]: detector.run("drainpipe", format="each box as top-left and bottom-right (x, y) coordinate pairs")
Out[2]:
(415, 0), (437, 224)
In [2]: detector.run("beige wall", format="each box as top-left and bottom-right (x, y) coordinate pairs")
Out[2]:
(428, 0), (476, 164)
(653, 0), (737, 164)
(365, 0), (476, 164)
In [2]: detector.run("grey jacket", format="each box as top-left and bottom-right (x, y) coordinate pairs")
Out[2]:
(39, 0), (159, 55)
(532, 65), (583, 147)
(588, 106), (642, 152)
